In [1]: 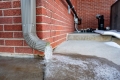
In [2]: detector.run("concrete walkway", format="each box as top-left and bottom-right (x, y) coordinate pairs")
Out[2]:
(53, 40), (120, 65)
(0, 40), (120, 80)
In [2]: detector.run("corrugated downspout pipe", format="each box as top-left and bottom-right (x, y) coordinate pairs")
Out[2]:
(21, 0), (47, 52)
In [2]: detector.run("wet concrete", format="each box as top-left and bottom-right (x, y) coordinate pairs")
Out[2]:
(0, 57), (44, 80)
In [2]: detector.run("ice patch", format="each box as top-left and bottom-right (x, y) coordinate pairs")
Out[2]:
(44, 44), (53, 62)
(45, 55), (120, 80)
(95, 65), (120, 80)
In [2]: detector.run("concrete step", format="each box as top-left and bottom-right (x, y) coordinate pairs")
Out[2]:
(67, 33), (112, 42)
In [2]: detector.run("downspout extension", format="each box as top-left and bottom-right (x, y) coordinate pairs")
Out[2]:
(21, 0), (47, 52)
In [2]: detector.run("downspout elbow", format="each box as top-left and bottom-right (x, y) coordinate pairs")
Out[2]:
(22, 25), (47, 52)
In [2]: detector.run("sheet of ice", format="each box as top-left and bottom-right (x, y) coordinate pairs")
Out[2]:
(44, 44), (53, 62)
(104, 42), (120, 49)
(44, 54), (120, 80)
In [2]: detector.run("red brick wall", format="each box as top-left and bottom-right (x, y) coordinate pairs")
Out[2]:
(36, 0), (76, 48)
(0, 0), (76, 54)
(77, 0), (116, 29)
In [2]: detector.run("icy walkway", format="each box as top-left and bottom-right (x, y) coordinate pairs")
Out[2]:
(53, 40), (120, 65)
(45, 54), (120, 80)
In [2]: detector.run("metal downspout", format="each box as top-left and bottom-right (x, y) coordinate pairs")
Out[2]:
(21, 0), (47, 52)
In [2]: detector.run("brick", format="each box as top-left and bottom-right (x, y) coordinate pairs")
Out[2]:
(51, 38), (65, 48)
(36, 8), (42, 15)
(0, 32), (13, 38)
(33, 49), (44, 55)
(5, 40), (23, 46)
(36, 16), (42, 23)
(0, 40), (4, 45)
(0, 2), (11, 9)
(51, 42), (57, 48)
(4, 9), (21, 16)
(53, 34), (66, 42)
(36, 24), (51, 31)
(53, 36), (59, 42)
(37, 16), (53, 24)
(1, 0), (11, 1)
(47, 0), (54, 5)
(36, 0), (46, 7)
(54, 38), (65, 46)
(37, 31), (50, 39)
(56, 31), (61, 35)
(0, 17), (12, 24)
(0, 10), (2, 16)
(50, 31), (56, 36)
(14, 32), (23, 38)
(51, 25), (64, 30)
(15, 47), (33, 53)
(13, 17), (21, 23)
(36, 0), (42, 7)
(0, 47), (14, 53)
(4, 25), (22, 31)
(13, 1), (20, 8)
(45, 2), (55, 12)
(45, 37), (53, 43)
(23, 40), (29, 46)
(0, 25), (3, 31)
(37, 7), (52, 16)
(41, 16), (52, 24)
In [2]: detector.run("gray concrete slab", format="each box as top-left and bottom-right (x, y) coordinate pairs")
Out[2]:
(53, 40), (120, 65)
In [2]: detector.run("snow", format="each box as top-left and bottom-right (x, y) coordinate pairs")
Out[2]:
(104, 42), (120, 49)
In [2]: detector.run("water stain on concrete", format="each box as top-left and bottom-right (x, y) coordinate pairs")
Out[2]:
(0, 57), (44, 80)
